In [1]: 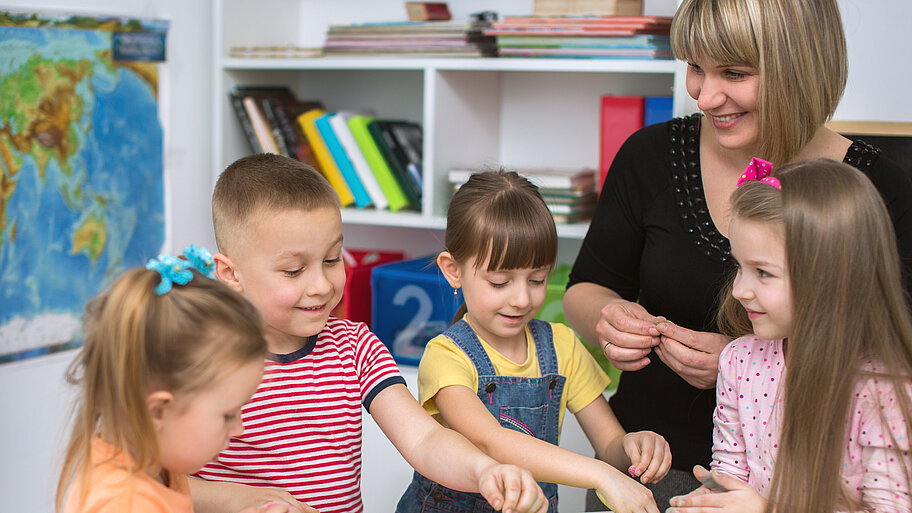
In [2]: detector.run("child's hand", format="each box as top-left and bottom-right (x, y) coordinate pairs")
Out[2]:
(236, 500), (312, 513)
(666, 466), (766, 513)
(622, 430), (672, 484)
(595, 474), (660, 513)
(477, 463), (548, 513)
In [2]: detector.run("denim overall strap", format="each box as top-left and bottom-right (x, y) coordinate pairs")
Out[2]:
(443, 319), (498, 375)
(395, 319), (566, 513)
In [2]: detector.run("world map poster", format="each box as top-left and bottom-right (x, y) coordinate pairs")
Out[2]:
(0, 13), (167, 363)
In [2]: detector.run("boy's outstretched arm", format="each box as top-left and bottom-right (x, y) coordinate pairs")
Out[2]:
(370, 383), (548, 513)
(188, 477), (319, 513)
(575, 395), (672, 484)
(434, 384), (665, 513)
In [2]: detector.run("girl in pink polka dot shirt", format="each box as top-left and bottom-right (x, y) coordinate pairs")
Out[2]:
(669, 159), (912, 513)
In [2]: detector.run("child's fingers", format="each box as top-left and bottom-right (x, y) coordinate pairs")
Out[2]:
(644, 434), (672, 483)
(506, 469), (547, 513)
(477, 477), (505, 512)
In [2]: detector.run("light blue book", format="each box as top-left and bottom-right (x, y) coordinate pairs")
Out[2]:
(315, 113), (372, 208)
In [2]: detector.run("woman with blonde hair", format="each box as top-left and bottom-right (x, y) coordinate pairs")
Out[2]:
(562, 0), (912, 506)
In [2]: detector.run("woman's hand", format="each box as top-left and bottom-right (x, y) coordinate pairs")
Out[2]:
(596, 299), (665, 371)
(667, 466), (766, 513)
(476, 463), (549, 513)
(653, 321), (731, 390)
(622, 431), (672, 484)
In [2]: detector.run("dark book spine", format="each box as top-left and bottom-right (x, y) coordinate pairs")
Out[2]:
(229, 91), (262, 154)
(261, 99), (292, 157)
(369, 123), (421, 210)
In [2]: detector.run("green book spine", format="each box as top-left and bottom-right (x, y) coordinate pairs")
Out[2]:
(347, 115), (410, 212)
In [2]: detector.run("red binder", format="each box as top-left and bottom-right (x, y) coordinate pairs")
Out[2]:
(599, 95), (645, 192)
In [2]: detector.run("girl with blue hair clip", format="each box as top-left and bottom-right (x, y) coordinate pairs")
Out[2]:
(56, 246), (288, 513)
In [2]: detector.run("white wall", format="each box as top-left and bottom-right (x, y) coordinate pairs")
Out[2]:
(1, 1), (909, 512)
(835, 0), (912, 122)
(0, 1), (214, 512)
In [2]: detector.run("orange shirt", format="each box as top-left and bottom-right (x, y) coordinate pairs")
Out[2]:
(65, 438), (193, 513)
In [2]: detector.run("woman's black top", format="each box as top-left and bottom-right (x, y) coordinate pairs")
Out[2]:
(567, 113), (912, 470)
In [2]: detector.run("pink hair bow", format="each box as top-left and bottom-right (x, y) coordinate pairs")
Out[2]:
(736, 157), (780, 189)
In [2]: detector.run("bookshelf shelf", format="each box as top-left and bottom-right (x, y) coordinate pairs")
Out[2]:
(222, 56), (678, 74)
(213, 0), (691, 258)
(340, 208), (590, 239)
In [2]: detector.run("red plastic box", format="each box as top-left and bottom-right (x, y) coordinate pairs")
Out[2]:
(332, 248), (405, 327)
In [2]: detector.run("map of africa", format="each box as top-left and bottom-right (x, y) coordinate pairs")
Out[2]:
(0, 23), (164, 362)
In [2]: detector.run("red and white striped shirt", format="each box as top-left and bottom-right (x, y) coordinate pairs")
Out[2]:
(196, 317), (404, 513)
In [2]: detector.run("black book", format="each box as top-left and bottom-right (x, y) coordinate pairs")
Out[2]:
(367, 120), (423, 210)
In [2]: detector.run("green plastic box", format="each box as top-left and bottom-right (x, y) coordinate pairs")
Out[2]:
(536, 264), (621, 391)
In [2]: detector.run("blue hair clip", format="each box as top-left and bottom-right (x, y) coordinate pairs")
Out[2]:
(145, 245), (216, 295)
(146, 254), (194, 295)
(182, 244), (215, 278)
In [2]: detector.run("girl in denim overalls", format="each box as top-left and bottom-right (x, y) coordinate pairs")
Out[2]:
(396, 171), (672, 513)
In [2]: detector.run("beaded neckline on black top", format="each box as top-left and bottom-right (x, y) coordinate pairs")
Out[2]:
(668, 113), (882, 265)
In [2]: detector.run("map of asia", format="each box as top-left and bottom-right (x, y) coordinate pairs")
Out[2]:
(0, 13), (166, 362)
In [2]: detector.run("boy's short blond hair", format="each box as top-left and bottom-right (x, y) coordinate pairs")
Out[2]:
(212, 153), (340, 253)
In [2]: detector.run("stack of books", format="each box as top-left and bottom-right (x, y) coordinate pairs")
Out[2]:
(323, 21), (497, 57)
(484, 15), (672, 59)
(229, 85), (423, 212)
(447, 167), (598, 224)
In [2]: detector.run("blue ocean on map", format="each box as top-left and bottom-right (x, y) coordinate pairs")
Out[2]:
(0, 24), (164, 361)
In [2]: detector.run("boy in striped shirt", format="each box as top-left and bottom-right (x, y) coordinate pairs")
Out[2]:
(191, 154), (547, 513)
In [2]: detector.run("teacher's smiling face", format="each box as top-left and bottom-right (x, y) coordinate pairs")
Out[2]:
(686, 57), (761, 155)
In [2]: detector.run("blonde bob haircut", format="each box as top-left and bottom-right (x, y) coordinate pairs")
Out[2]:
(671, 0), (848, 165)
(717, 159), (912, 513)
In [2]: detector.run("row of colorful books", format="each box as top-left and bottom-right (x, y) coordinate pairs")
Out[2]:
(229, 86), (423, 211)
(485, 15), (672, 59)
(323, 20), (497, 57)
(447, 167), (598, 224)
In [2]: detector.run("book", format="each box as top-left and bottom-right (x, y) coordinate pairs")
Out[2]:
(229, 86), (309, 157)
(599, 95), (645, 190)
(263, 98), (322, 170)
(229, 89), (261, 154)
(330, 110), (389, 210)
(644, 96), (673, 126)
(264, 98), (325, 171)
(315, 112), (372, 208)
(347, 115), (411, 212)
(243, 96), (280, 154)
(296, 109), (355, 207)
(497, 47), (671, 59)
(405, 2), (452, 21)
(368, 120), (423, 210)
(260, 98), (290, 156)
(324, 21), (496, 57)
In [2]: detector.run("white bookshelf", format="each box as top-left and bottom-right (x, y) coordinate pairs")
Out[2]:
(210, 2), (688, 511)
(212, 0), (692, 253)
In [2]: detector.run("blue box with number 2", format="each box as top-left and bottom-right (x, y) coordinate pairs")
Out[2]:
(371, 255), (463, 366)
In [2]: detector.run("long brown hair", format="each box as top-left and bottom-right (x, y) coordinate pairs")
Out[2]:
(718, 159), (912, 512)
(671, 0), (847, 164)
(445, 170), (558, 321)
(56, 267), (266, 512)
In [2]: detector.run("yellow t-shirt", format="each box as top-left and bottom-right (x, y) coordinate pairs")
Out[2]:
(418, 320), (612, 437)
